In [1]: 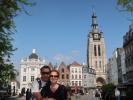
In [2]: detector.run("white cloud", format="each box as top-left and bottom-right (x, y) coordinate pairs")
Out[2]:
(53, 54), (71, 63)
(71, 50), (80, 57)
(53, 50), (80, 64)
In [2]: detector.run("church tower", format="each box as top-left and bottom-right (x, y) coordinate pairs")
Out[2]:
(87, 12), (107, 86)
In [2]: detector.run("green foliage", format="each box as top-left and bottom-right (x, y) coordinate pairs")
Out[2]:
(117, 0), (133, 12)
(101, 83), (115, 92)
(0, 0), (34, 85)
(101, 83), (115, 99)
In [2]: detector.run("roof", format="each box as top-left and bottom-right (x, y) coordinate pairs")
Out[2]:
(59, 62), (66, 68)
(71, 61), (81, 66)
(48, 62), (54, 70)
(29, 53), (38, 59)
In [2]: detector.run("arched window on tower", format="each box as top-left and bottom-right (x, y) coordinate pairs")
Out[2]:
(98, 45), (101, 56)
(95, 61), (97, 68)
(99, 61), (101, 68)
(94, 45), (97, 56)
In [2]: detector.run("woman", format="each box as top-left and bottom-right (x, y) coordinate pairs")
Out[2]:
(41, 69), (68, 100)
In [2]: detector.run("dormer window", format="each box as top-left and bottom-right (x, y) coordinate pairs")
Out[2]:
(62, 68), (64, 73)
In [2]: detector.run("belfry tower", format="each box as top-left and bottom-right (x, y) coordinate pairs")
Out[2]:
(87, 12), (107, 86)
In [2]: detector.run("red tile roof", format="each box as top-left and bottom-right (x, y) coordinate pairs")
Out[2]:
(71, 61), (81, 66)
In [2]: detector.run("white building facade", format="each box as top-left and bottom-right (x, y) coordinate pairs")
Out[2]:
(70, 61), (83, 89)
(19, 49), (45, 93)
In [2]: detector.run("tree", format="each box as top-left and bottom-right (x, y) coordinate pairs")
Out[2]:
(0, 0), (34, 86)
(101, 83), (115, 100)
(117, 0), (133, 17)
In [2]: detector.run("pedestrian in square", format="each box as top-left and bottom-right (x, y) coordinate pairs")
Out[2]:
(26, 88), (31, 100)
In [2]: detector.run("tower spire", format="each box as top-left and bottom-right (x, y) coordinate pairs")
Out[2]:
(91, 11), (99, 33)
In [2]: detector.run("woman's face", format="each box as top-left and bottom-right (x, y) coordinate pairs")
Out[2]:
(50, 71), (59, 84)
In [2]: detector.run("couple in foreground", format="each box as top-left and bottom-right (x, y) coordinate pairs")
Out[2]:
(32, 65), (70, 100)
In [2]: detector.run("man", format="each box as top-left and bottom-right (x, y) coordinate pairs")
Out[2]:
(95, 89), (100, 100)
(32, 65), (51, 100)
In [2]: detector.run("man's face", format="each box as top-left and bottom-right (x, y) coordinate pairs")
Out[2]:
(41, 68), (50, 81)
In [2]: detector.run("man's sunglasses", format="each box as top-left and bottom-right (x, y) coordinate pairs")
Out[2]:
(41, 72), (50, 75)
(50, 75), (59, 78)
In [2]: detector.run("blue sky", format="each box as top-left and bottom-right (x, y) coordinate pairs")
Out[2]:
(12, 0), (131, 68)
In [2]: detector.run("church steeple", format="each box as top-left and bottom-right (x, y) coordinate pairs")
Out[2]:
(87, 11), (107, 86)
(91, 11), (99, 33)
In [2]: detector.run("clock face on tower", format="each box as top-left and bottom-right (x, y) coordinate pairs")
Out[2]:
(93, 33), (100, 40)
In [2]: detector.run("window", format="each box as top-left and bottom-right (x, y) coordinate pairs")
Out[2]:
(66, 74), (69, 79)
(75, 75), (77, 79)
(98, 45), (101, 56)
(23, 68), (26, 72)
(84, 83), (87, 86)
(62, 74), (64, 79)
(31, 76), (34, 82)
(71, 68), (74, 73)
(75, 69), (77, 73)
(23, 76), (26, 81)
(99, 61), (101, 68)
(79, 75), (81, 79)
(94, 45), (97, 56)
(72, 75), (74, 79)
(84, 68), (86, 72)
(79, 81), (81, 86)
(31, 68), (35, 71)
(84, 75), (86, 79)
(79, 69), (81, 73)
(62, 68), (64, 73)
(95, 61), (97, 68)
(75, 81), (78, 86)
(72, 81), (74, 86)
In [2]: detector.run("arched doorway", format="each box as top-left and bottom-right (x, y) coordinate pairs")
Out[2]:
(96, 77), (105, 87)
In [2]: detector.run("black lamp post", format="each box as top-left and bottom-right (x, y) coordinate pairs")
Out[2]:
(13, 86), (15, 96)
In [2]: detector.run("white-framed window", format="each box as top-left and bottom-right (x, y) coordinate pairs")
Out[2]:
(72, 81), (74, 86)
(23, 76), (26, 81)
(79, 81), (81, 86)
(79, 75), (81, 79)
(71, 68), (74, 73)
(79, 69), (81, 73)
(75, 75), (77, 79)
(75, 68), (77, 73)
(31, 68), (35, 71)
(72, 75), (74, 79)
(31, 76), (34, 82)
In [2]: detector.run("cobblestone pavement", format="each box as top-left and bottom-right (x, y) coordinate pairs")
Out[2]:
(71, 94), (101, 100)
(7, 95), (101, 100)
(16, 96), (25, 100)
(7, 96), (25, 100)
